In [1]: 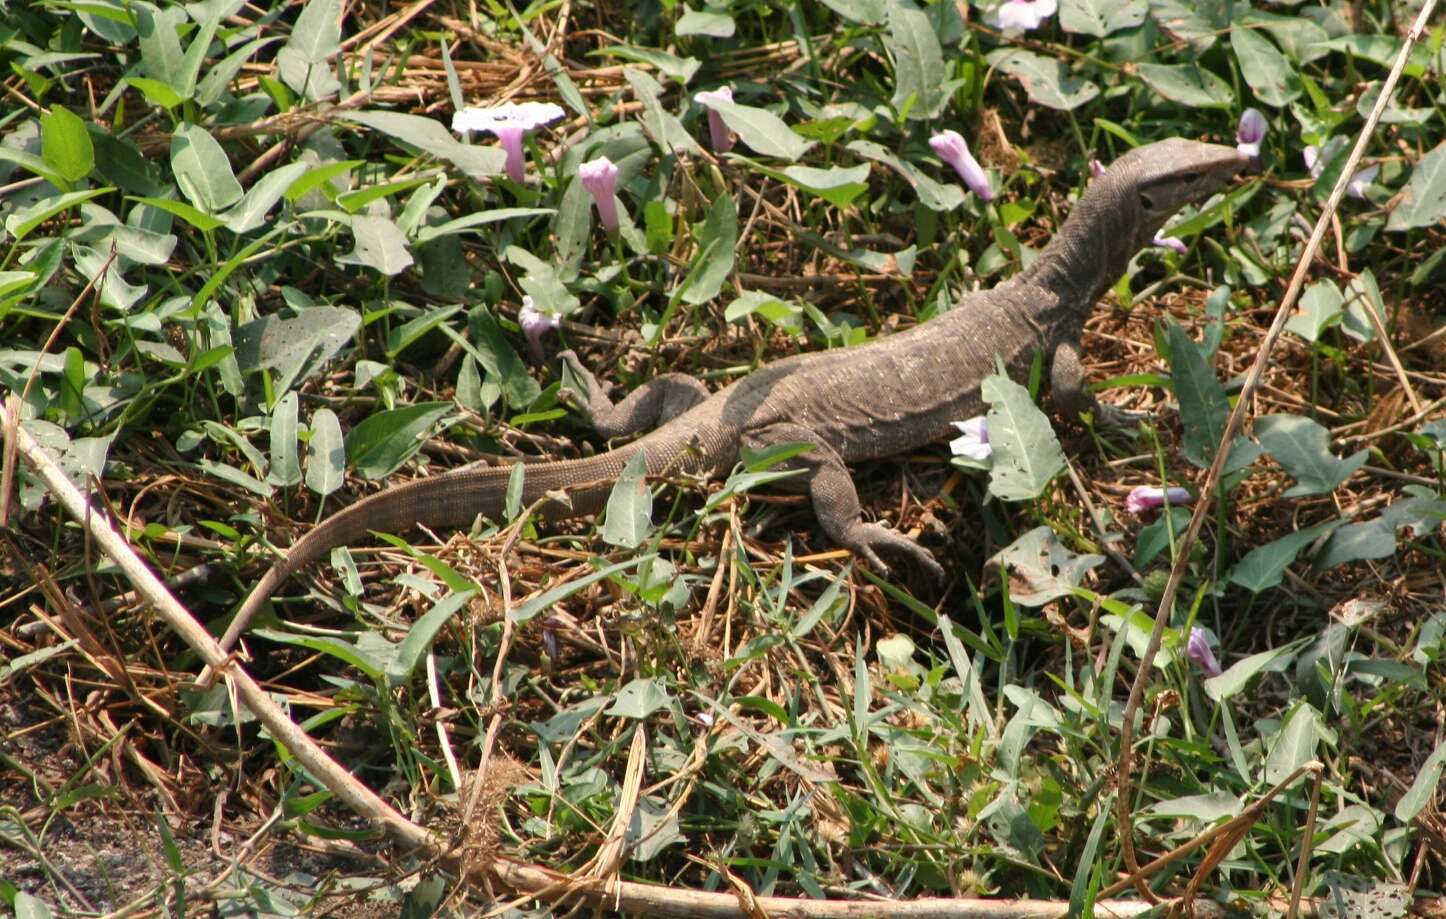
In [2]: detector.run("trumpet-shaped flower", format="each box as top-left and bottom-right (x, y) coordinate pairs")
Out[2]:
(1152, 233), (1188, 255)
(929, 130), (993, 202)
(990, 0), (1057, 30)
(452, 101), (565, 183)
(1126, 485), (1192, 514)
(579, 156), (622, 232)
(694, 86), (735, 153)
(518, 295), (560, 361)
(1236, 108), (1267, 160)
(1187, 627), (1223, 678)
(949, 416), (991, 462)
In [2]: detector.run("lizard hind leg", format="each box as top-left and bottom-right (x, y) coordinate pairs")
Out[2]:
(740, 421), (945, 580)
(558, 350), (710, 439)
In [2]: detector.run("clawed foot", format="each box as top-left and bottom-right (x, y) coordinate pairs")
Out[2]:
(1094, 403), (1150, 431)
(844, 522), (946, 582)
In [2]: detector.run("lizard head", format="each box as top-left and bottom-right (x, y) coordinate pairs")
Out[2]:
(1108, 138), (1250, 248)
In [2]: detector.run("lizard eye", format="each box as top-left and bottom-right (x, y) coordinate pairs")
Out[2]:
(1139, 189), (1161, 212)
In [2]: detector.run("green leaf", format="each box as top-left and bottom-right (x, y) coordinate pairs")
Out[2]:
(127, 75), (186, 109)
(268, 391), (302, 486)
(601, 450), (653, 549)
(1227, 520), (1339, 593)
(253, 629), (386, 680)
(4, 187), (113, 241)
(466, 307), (541, 409)
(133, 1), (186, 89)
(1060, 0), (1146, 36)
(1167, 321), (1229, 469)
(1314, 517), (1397, 570)
(1284, 280), (1344, 343)
(509, 555), (656, 623)
(171, 123), (243, 212)
(820, 0), (886, 23)
(278, 0), (341, 100)
(1147, 0), (1230, 51)
(1395, 739), (1446, 823)
(706, 98), (814, 161)
(1255, 414), (1368, 497)
(847, 139), (965, 211)
(982, 372), (1064, 500)
(624, 68), (702, 155)
(306, 407), (345, 494)
(778, 163), (872, 208)
(606, 677), (674, 719)
(386, 590), (475, 688)
(414, 207), (553, 243)
(597, 45), (701, 84)
(341, 110), (506, 179)
(335, 215), (414, 275)
(676, 5), (735, 37)
(681, 192), (737, 305)
(1135, 63), (1233, 108)
(222, 161), (309, 234)
(987, 526), (1105, 607)
(344, 402), (453, 479)
(130, 195), (225, 231)
(1204, 639), (1304, 701)
(1265, 702), (1330, 785)
(724, 290), (802, 329)
(1230, 28), (1301, 107)
(885, 0), (947, 120)
(233, 305), (361, 394)
(1385, 140), (1446, 231)
(986, 50), (1100, 111)
(41, 105), (94, 184)
(1342, 269), (1384, 342)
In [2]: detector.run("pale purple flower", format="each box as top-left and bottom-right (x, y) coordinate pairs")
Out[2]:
(1346, 162), (1379, 200)
(694, 86), (734, 153)
(929, 130), (993, 202)
(1089, 158), (1107, 179)
(452, 101), (565, 183)
(1236, 108), (1267, 160)
(1152, 233), (1188, 255)
(1187, 627), (1222, 678)
(989, 0), (1057, 30)
(1126, 485), (1192, 514)
(949, 416), (991, 462)
(1304, 137), (1378, 200)
(518, 295), (559, 361)
(1303, 137), (1346, 179)
(579, 156), (622, 232)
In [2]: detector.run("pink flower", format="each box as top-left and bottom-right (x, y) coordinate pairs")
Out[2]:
(1236, 108), (1267, 160)
(694, 86), (735, 153)
(928, 130), (993, 202)
(1187, 627), (1222, 678)
(989, 0), (1057, 30)
(1089, 158), (1107, 179)
(452, 101), (565, 183)
(579, 156), (622, 233)
(1126, 485), (1192, 514)
(518, 295), (559, 361)
(949, 416), (991, 462)
(1152, 233), (1188, 255)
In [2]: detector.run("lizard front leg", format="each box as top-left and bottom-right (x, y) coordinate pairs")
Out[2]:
(740, 422), (944, 579)
(558, 350), (710, 438)
(1051, 339), (1143, 429)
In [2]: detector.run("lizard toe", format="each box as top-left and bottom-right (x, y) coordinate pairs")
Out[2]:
(845, 522), (943, 580)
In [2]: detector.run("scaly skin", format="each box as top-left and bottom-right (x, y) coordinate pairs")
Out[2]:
(212, 138), (1247, 662)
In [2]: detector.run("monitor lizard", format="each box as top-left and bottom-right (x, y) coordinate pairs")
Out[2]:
(211, 138), (1247, 662)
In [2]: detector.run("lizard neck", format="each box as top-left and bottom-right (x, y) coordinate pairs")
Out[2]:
(1011, 174), (1143, 312)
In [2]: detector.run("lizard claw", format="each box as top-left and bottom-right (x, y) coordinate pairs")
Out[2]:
(1094, 403), (1149, 431)
(845, 522), (945, 581)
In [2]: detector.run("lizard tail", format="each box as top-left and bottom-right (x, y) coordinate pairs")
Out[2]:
(214, 443), (649, 659)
